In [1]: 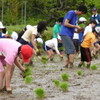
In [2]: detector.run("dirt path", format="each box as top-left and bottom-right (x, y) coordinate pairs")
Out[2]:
(0, 55), (100, 100)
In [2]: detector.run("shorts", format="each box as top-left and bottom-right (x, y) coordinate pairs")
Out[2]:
(0, 56), (6, 72)
(80, 46), (91, 62)
(61, 35), (75, 55)
(94, 41), (100, 46)
(43, 43), (56, 52)
(73, 39), (79, 52)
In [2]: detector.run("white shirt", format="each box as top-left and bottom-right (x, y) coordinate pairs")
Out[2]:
(22, 25), (39, 42)
(73, 33), (79, 39)
(83, 24), (92, 36)
(45, 38), (60, 54)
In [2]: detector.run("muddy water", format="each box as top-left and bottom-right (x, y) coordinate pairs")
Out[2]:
(0, 55), (100, 100)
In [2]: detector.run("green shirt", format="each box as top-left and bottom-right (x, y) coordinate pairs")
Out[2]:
(53, 23), (62, 38)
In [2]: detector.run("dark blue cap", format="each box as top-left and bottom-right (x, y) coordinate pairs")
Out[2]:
(92, 7), (97, 11)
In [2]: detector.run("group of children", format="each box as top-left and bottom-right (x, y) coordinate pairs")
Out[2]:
(0, 6), (100, 94)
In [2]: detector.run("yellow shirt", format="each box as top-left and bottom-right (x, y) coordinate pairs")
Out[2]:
(81, 32), (96, 48)
(22, 26), (39, 42)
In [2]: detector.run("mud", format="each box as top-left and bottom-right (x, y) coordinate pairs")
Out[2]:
(0, 55), (100, 100)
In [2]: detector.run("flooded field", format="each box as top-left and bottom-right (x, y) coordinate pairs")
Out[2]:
(0, 55), (100, 100)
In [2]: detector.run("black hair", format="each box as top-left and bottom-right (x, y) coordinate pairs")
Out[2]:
(2, 27), (6, 34)
(57, 17), (64, 23)
(37, 21), (47, 33)
(90, 20), (97, 25)
(77, 5), (87, 14)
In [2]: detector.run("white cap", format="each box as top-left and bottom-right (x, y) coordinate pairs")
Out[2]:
(0, 22), (5, 29)
(95, 27), (100, 34)
(26, 25), (33, 30)
(57, 35), (61, 40)
(11, 31), (18, 40)
(36, 38), (43, 43)
(79, 17), (87, 22)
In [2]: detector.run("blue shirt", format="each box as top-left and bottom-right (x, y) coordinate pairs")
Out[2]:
(60, 10), (78, 39)
(90, 14), (100, 27)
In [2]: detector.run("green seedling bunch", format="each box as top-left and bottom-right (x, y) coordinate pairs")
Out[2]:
(34, 87), (46, 98)
(83, 62), (86, 67)
(25, 67), (32, 76)
(77, 70), (83, 76)
(24, 76), (33, 84)
(60, 82), (68, 92)
(61, 73), (69, 81)
(54, 80), (60, 87)
(90, 64), (97, 70)
(41, 56), (48, 64)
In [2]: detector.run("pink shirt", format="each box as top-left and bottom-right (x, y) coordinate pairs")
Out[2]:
(0, 39), (21, 65)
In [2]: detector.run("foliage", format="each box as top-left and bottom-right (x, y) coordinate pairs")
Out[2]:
(34, 87), (46, 98)
(1, 0), (99, 26)
(90, 64), (97, 70)
(54, 80), (60, 87)
(61, 73), (69, 81)
(24, 76), (33, 84)
(60, 82), (68, 92)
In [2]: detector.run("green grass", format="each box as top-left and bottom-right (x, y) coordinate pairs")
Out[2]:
(6, 25), (26, 35)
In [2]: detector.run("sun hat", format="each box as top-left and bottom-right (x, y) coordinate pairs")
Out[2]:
(0, 22), (5, 29)
(92, 7), (97, 11)
(79, 17), (87, 22)
(11, 31), (18, 40)
(36, 38), (43, 43)
(21, 45), (33, 63)
(95, 27), (100, 34)
(26, 25), (33, 30)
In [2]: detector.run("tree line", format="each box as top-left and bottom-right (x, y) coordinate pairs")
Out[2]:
(0, 0), (99, 26)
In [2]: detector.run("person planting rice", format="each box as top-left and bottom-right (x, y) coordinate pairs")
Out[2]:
(19, 21), (47, 55)
(78, 27), (100, 68)
(0, 39), (33, 93)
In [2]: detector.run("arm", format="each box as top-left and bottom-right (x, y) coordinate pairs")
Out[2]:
(31, 34), (39, 54)
(14, 57), (26, 72)
(64, 19), (81, 30)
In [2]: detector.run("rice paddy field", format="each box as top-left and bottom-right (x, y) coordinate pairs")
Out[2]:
(0, 54), (100, 100)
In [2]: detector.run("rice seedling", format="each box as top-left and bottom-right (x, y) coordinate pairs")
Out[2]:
(24, 67), (32, 76)
(90, 64), (97, 70)
(41, 56), (48, 64)
(34, 87), (46, 98)
(60, 82), (68, 92)
(24, 76), (33, 84)
(83, 62), (86, 67)
(54, 80), (60, 87)
(61, 73), (69, 81)
(77, 70), (83, 76)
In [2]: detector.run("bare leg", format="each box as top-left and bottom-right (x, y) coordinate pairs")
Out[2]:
(5, 63), (15, 91)
(0, 71), (5, 90)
